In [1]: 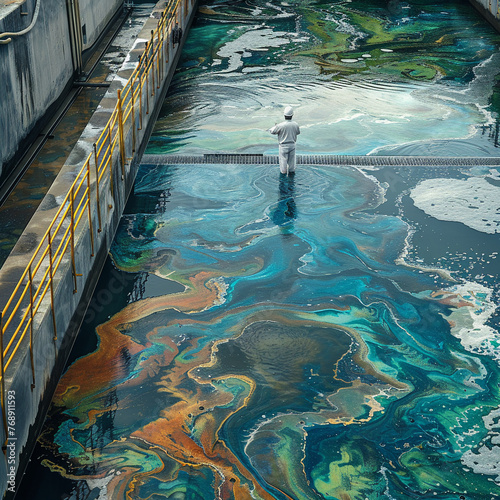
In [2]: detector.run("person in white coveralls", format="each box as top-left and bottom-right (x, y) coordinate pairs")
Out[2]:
(269, 106), (300, 175)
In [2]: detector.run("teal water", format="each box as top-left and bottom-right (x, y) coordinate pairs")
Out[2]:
(147, 0), (500, 156)
(17, 1), (500, 499)
(19, 162), (500, 499)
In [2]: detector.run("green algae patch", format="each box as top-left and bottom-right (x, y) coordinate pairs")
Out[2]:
(379, 60), (439, 80)
(349, 10), (393, 46)
(311, 442), (383, 499)
(399, 447), (498, 497)
(302, 10), (352, 54)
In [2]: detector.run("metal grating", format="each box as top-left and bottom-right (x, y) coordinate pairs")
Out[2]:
(141, 153), (500, 167)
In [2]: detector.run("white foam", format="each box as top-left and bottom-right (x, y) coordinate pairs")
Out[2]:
(462, 406), (500, 483)
(443, 283), (500, 481)
(216, 27), (289, 73)
(410, 177), (500, 234)
(86, 473), (115, 499)
(446, 282), (499, 360)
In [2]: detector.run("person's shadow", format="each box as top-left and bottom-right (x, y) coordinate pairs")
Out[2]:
(270, 173), (297, 233)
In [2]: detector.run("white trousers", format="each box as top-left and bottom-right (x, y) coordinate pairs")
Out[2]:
(278, 144), (296, 174)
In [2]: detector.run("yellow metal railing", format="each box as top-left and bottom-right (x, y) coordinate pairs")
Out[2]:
(0, 0), (193, 445)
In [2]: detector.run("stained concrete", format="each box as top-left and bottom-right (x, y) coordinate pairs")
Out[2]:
(0, 0), (122, 183)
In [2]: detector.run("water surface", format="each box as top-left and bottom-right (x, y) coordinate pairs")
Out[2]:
(147, 0), (500, 157)
(16, 1), (500, 499)
(19, 161), (500, 500)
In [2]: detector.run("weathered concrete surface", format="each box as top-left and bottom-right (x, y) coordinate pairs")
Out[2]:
(470, 0), (500, 31)
(79, 0), (123, 50)
(471, 0), (500, 16)
(0, 0), (122, 185)
(0, 0), (198, 497)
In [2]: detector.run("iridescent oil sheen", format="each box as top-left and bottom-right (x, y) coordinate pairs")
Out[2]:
(18, 1), (500, 499)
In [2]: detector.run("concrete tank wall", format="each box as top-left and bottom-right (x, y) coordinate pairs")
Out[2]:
(475, 0), (499, 14)
(0, 0), (123, 185)
(470, 0), (500, 30)
(80, 0), (123, 50)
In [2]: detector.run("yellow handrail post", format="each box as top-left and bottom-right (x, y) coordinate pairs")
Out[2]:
(70, 187), (78, 294)
(145, 43), (150, 114)
(131, 81), (136, 153)
(28, 267), (36, 390)
(166, 21), (170, 63)
(163, 24), (166, 76)
(47, 230), (57, 341)
(156, 26), (161, 88)
(0, 311), (7, 453)
(108, 124), (114, 203)
(160, 19), (164, 78)
(151, 31), (156, 96)
(138, 56), (143, 129)
(86, 162), (95, 257)
(117, 89), (126, 178)
(93, 143), (102, 232)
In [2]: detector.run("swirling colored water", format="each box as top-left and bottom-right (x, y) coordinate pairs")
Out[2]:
(19, 162), (500, 499)
(17, 1), (500, 499)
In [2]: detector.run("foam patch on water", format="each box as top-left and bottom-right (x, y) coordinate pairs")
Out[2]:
(446, 282), (499, 360)
(86, 473), (115, 499)
(462, 405), (500, 483)
(215, 27), (290, 73)
(443, 282), (500, 482)
(410, 177), (500, 234)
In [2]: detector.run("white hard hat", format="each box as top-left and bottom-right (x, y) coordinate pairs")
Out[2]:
(284, 106), (294, 117)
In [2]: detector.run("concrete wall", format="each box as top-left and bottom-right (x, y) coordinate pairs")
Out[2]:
(80, 0), (123, 50)
(0, 0), (122, 184)
(470, 0), (500, 31)
(0, 0), (198, 497)
(473, 0), (496, 13)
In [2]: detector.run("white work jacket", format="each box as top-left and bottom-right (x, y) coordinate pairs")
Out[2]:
(270, 120), (300, 145)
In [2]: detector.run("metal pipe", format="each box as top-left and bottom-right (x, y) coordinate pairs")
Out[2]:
(0, 0), (41, 45)
(73, 82), (111, 88)
(66, 0), (83, 74)
(73, 0), (84, 68)
(66, 0), (79, 73)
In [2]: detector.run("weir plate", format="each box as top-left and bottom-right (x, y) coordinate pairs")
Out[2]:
(141, 154), (500, 167)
